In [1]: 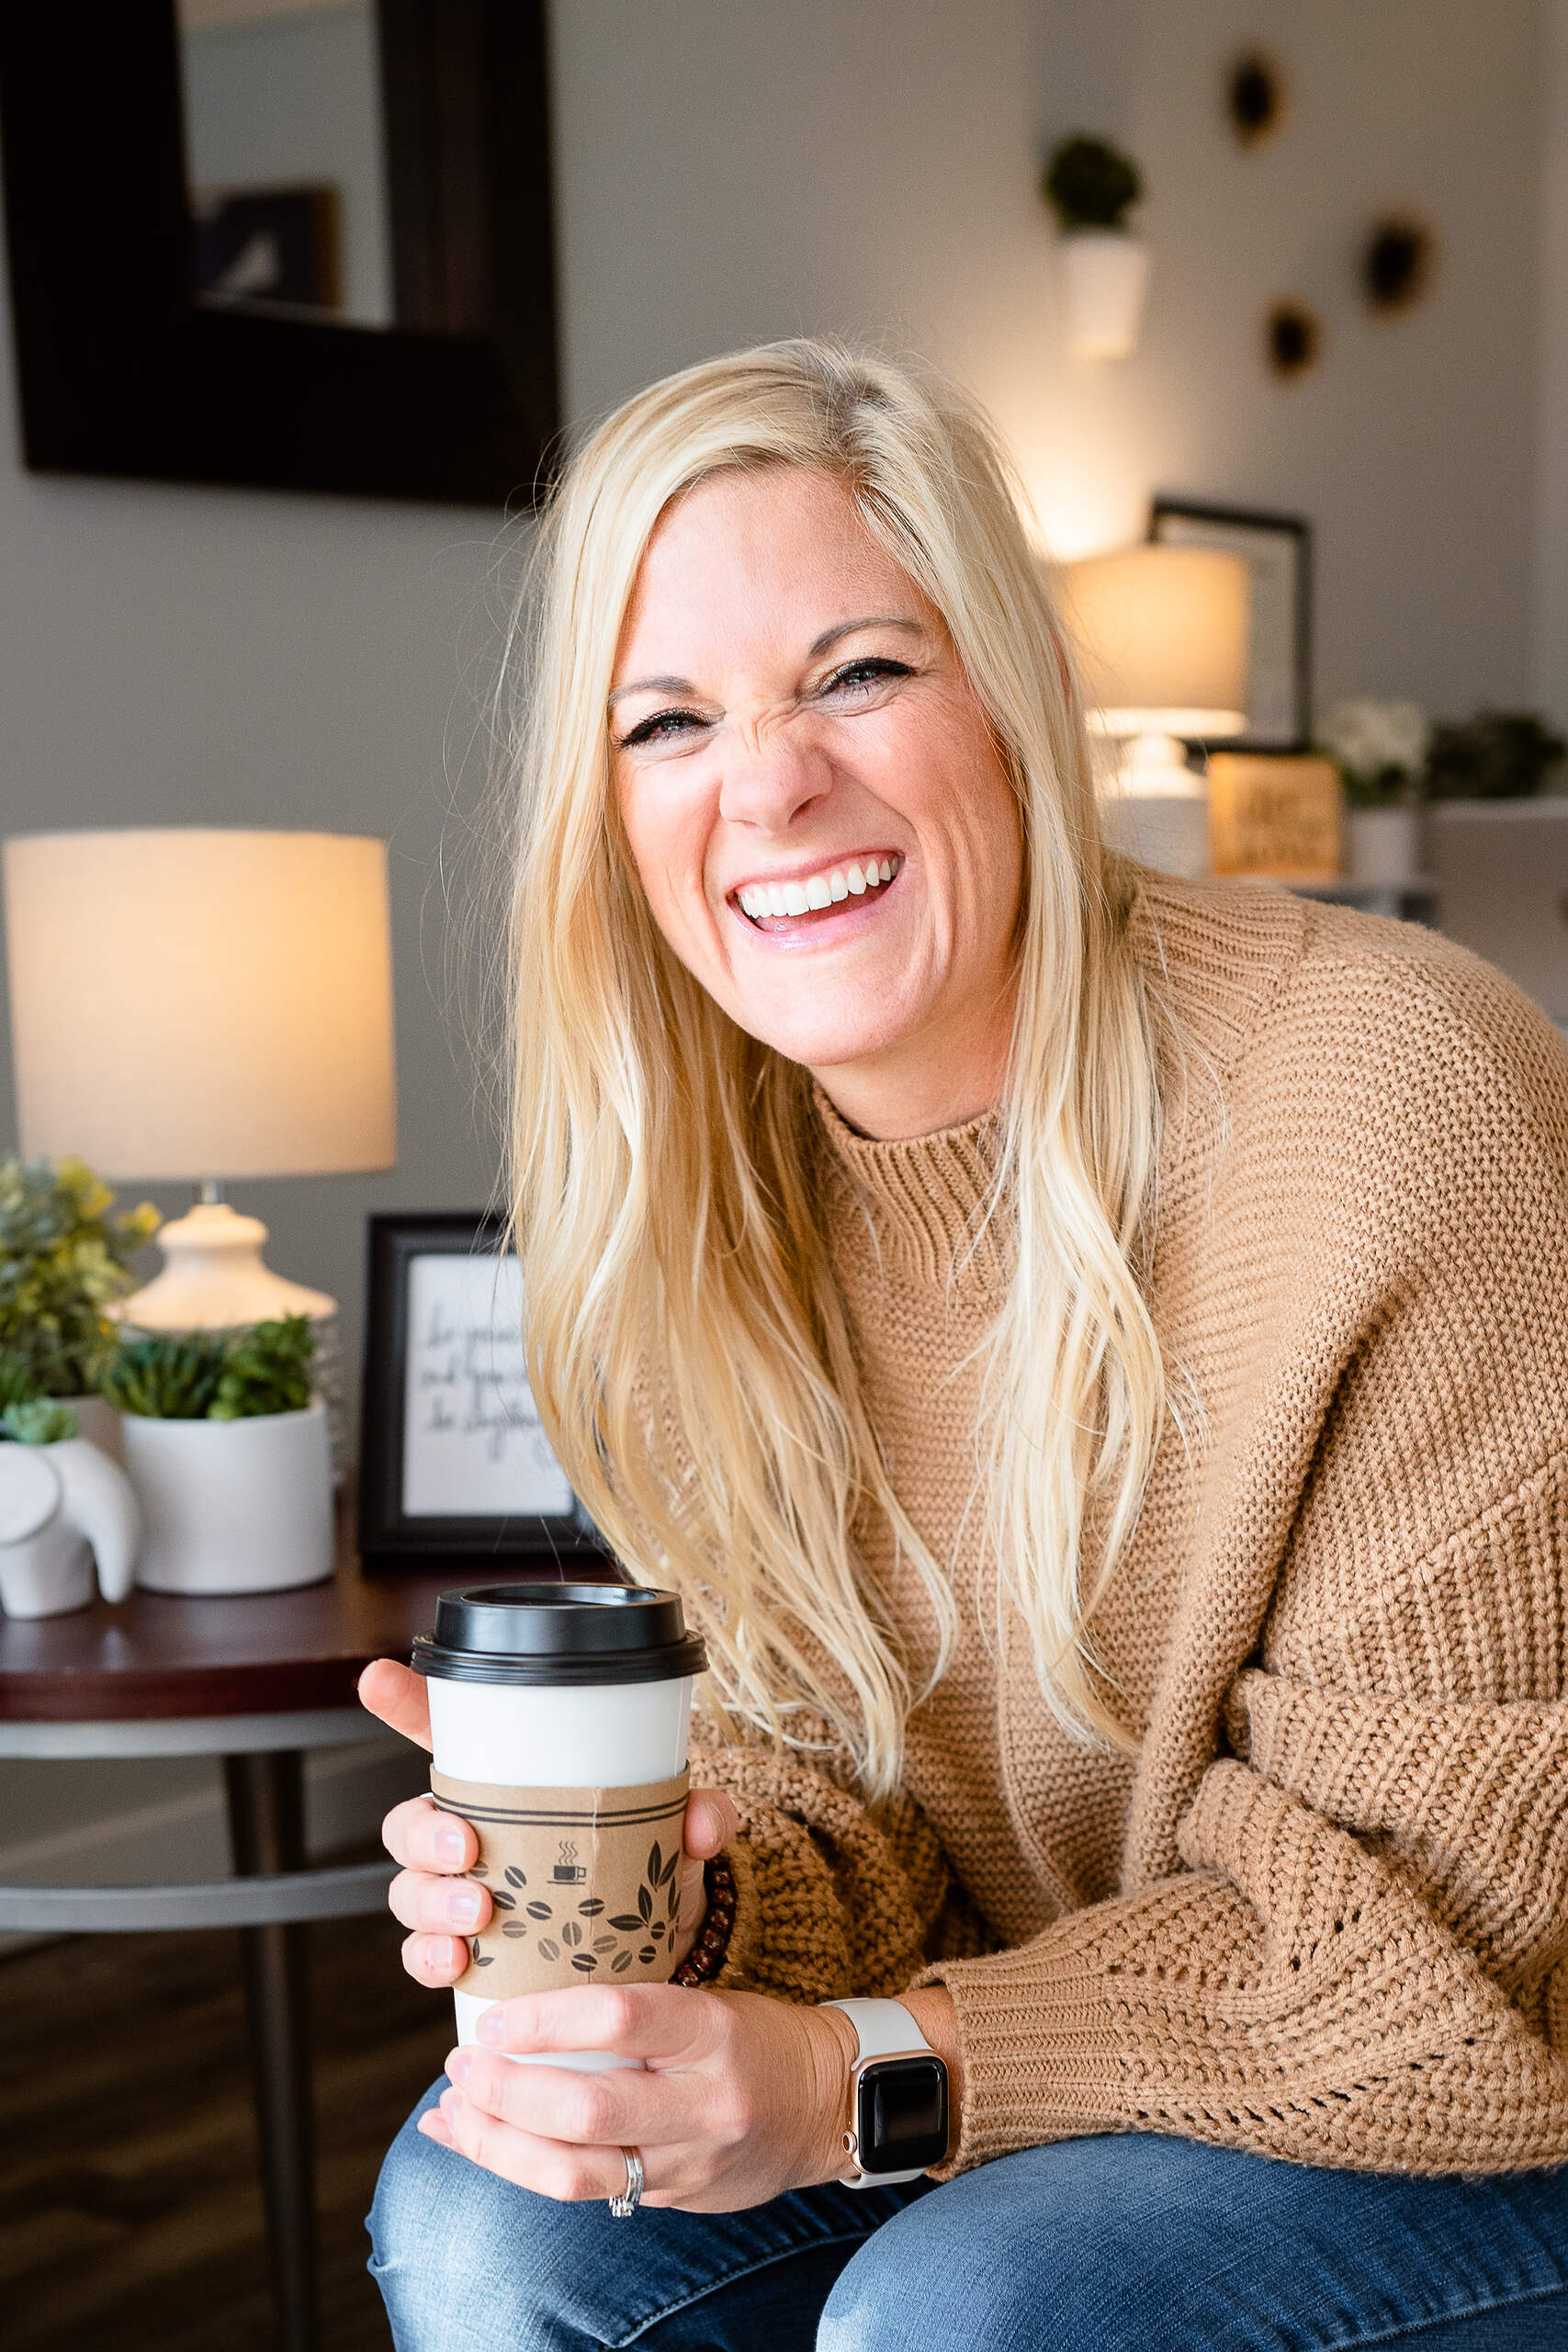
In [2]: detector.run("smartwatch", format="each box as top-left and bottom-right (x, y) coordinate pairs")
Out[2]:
(822, 1997), (950, 2186)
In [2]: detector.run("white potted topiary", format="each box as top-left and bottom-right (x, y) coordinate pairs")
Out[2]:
(105, 1317), (333, 1596)
(1043, 134), (1151, 360)
(0, 1397), (141, 1618)
(1317, 698), (1430, 887)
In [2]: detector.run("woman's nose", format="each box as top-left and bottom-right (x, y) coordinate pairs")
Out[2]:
(717, 728), (833, 831)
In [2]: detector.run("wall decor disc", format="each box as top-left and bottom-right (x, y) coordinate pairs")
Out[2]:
(1265, 300), (1321, 379)
(1361, 215), (1436, 314)
(1225, 49), (1287, 147)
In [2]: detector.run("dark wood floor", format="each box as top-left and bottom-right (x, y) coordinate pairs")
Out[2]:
(2, 1896), (452, 2350)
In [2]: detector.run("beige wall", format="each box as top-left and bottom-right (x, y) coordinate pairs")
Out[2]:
(0, 0), (1553, 1871)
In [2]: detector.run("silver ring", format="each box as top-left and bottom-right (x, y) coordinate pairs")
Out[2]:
(609, 2144), (644, 2218)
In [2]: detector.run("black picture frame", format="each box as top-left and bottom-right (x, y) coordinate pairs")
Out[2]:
(1148, 498), (1314, 752)
(0, 2), (558, 506)
(357, 1212), (604, 1575)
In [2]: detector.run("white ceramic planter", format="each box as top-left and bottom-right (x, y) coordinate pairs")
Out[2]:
(0, 1437), (141, 1618)
(1058, 230), (1151, 359)
(1346, 807), (1422, 888)
(123, 1400), (334, 1596)
(1099, 788), (1211, 878)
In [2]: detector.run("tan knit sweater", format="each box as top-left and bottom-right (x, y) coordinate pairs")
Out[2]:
(691, 875), (1568, 2178)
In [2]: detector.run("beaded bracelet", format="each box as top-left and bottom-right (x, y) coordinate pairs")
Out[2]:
(671, 1851), (737, 1986)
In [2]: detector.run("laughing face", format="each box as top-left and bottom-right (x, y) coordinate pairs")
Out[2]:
(610, 465), (1024, 1139)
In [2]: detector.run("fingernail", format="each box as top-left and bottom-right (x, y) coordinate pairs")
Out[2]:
(477, 2005), (506, 2044)
(447, 2050), (472, 2086)
(418, 2111), (452, 2146)
(434, 1824), (466, 1863)
(449, 1887), (483, 1928)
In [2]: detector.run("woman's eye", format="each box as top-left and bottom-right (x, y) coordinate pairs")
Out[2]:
(617, 707), (709, 750)
(821, 657), (914, 700)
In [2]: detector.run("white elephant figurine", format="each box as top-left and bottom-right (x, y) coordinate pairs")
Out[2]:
(0, 1436), (141, 1618)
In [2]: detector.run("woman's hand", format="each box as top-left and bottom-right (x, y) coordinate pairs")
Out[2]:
(418, 1983), (861, 2210)
(358, 1657), (739, 1985)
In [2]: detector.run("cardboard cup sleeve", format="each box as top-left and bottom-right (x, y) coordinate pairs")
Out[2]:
(430, 1768), (691, 1999)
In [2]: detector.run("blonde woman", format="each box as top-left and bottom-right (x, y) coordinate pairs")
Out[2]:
(362, 343), (1568, 2350)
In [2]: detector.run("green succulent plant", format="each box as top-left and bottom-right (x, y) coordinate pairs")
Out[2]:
(102, 1331), (228, 1419)
(103, 1316), (314, 1421)
(1423, 712), (1567, 802)
(0, 1348), (41, 1414)
(1, 1397), (79, 1444)
(0, 1157), (160, 1397)
(209, 1317), (314, 1421)
(1042, 135), (1143, 232)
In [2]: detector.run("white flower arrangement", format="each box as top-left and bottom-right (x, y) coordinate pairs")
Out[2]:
(1316, 697), (1430, 808)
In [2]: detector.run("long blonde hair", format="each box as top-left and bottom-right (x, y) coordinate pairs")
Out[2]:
(502, 340), (1163, 1796)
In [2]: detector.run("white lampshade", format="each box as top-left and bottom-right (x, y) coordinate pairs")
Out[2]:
(1064, 544), (1251, 738)
(3, 828), (397, 1181)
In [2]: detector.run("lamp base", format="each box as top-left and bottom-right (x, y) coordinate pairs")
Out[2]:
(107, 1200), (335, 1330)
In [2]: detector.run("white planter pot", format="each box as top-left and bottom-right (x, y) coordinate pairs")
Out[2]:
(0, 1437), (141, 1617)
(1058, 230), (1151, 360)
(1346, 807), (1421, 888)
(1100, 788), (1211, 878)
(123, 1400), (334, 1597)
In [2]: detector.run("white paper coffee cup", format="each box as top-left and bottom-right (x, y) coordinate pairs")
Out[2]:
(413, 1582), (706, 2072)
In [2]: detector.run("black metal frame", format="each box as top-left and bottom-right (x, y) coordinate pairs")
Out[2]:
(1148, 496), (1314, 752)
(0, 2), (558, 505)
(358, 1211), (601, 1573)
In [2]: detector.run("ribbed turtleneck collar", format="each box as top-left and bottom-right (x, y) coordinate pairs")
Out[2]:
(812, 1083), (1010, 1292)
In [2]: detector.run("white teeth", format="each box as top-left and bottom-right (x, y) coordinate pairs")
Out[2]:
(737, 854), (900, 921)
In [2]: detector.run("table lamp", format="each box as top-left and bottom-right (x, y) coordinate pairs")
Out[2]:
(2, 830), (396, 1385)
(1063, 543), (1251, 877)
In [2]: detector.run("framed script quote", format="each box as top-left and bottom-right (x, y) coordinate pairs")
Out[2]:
(358, 1213), (603, 1571)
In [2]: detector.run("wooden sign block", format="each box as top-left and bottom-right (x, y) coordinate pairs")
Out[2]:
(1207, 753), (1342, 880)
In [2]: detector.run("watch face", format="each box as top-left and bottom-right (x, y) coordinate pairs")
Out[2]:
(856, 2055), (948, 2174)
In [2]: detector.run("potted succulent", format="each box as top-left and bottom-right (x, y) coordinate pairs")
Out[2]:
(0, 1155), (159, 1460)
(1315, 698), (1431, 887)
(1042, 133), (1151, 360)
(104, 1316), (333, 1596)
(0, 1394), (141, 1619)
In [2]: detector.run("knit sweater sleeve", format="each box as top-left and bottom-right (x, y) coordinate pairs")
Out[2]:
(912, 951), (1568, 2179)
(911, 1455), (1568, 2176)
(688, 1730), (989, 2004)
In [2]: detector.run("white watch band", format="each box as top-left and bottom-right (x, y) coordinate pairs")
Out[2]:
(822, 1998), (940, 2187)
(823, 1997), (935, 2061)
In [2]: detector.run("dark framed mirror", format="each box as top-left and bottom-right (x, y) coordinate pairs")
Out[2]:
(0, 1), (558, 506)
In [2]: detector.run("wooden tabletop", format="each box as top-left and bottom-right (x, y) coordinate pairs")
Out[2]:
(0, 1514), (620, 1722)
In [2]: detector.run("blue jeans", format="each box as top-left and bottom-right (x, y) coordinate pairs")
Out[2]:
(369, 2078), (1568, 2349)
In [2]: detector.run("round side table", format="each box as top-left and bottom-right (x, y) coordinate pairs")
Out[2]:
(0, 1537), (615, 2352)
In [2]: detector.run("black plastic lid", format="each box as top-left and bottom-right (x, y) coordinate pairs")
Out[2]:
(411, 1582), (707, 1688)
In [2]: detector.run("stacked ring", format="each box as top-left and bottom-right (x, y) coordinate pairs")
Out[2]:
(609, 2144), (644, 2218)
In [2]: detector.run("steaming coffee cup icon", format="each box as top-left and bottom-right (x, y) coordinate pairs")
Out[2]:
(552, 1838), (587, 1884)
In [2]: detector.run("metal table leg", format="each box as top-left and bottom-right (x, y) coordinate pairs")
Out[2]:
(224, 1750), (319, 2352)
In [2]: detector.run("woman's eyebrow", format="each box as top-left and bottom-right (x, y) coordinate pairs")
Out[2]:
(807, 616), (926, 659)
(608, 673), (697, 711)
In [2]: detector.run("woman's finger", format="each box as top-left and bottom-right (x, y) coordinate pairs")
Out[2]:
(389, 1866), (491, 1938)
(443, 2043), (689, 2153)
(400, 1930), (472, 1988)
(423, 2086), (653, 2203)
(382, 1794), (477, 1873)
(359, 1658), (434, 1751)
(682, 1786), (739, 1859)
(476, 1981), (716, 2063)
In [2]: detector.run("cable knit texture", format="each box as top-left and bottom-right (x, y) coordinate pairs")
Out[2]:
(687, 875), (1568, 2178)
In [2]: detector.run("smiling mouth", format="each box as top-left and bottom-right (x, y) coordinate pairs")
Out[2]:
(732, 854), (902, 932)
